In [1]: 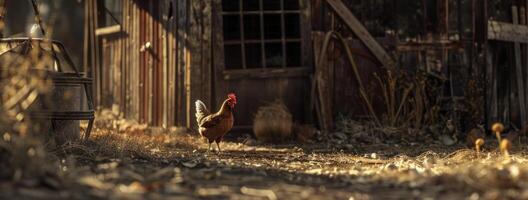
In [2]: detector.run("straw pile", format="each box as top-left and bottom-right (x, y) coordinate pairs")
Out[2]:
(253, 100), (293, 143)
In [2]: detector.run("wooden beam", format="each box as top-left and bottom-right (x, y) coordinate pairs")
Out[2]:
(396, 41), (462, 52)
(513, 6), (527, 128)
(222, 68), (311, 80)
(325, 0), (396, 69)
(488, 20), (528, 43)
(95, 24), (122, 36)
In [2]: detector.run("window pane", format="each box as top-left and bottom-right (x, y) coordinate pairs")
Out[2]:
(243, 14), (261, 39)
(286, 42), (301, 67)
(224, 44), (243, 69)
(284, 0), (300, 10)
(223, 15), (241, 40)
(222, 0), (239, 12)
(263, 0), (281, 10)
(265, 43), (283, 68)
(243, 0), (260, 11)
(104, 0), (122, 26)
(284, 14), (300, 38)
(264, 14), (282, 39)
(245, 43), (263, 68)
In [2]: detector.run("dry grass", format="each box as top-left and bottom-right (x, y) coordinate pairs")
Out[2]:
(0, 36), (61, 181)
(362, 70), (443, 129)
(253, 100), (293, 143)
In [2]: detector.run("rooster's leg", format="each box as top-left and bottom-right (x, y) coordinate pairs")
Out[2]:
(207, 141), (213, 152)
(216, 141), (221, 153)
(215, 137), (222, 153)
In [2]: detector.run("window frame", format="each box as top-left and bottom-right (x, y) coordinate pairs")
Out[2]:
(95, 0), (123, 36)
(219, 0), (312, 79)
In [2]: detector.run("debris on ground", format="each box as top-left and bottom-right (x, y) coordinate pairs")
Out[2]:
(3, 116), (528, 199)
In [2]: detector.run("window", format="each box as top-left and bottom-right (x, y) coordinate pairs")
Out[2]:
(222, 0), (303, 70)
(103, 0), (122, 27)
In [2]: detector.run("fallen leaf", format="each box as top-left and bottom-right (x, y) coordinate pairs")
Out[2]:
(182, 161), (198, 168)
(240, 186), (277, 200)
(78, 176), (113, 190)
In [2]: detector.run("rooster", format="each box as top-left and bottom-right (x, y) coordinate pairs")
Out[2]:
(195, 93), (237, 152)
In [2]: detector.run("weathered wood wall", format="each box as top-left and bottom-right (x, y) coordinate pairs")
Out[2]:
(85, 0), (472, 128)
(85, 0), (528, 131)
(484, 1), (528, 129)
(85, 0), (212, 128)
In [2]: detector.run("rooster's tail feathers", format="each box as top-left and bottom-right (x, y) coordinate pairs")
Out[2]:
(195, 100), (209, 123)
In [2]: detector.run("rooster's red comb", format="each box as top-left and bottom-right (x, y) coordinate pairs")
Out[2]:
(227, 93), (237, 102)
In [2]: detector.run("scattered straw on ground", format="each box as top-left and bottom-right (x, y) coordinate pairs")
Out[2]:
(3, 120), (528, 199)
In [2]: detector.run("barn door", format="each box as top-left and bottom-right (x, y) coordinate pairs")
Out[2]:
(212, 0), (312, 131)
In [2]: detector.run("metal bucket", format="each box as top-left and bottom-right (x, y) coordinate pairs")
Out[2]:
(0, 38), (95, 144)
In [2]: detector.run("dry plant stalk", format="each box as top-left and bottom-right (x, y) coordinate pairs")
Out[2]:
(0, 40), (56, 179)
(361, 69), (440, 129)
(0, 4), (62, 180)
(374, 71), (414, 127)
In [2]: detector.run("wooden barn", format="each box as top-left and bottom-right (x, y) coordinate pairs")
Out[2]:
(84, 0), (528, 132)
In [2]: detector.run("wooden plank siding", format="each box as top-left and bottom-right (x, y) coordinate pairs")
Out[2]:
(86, 0), (405, 129)
(86, 0), (196, 127)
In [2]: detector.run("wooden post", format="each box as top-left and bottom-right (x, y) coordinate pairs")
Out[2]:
(512, 6), (527, 128)
(188, 0), (212, 128)
(177, 0), (189, 127)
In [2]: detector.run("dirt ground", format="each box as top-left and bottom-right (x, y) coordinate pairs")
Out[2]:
(2, 123), (528, 200)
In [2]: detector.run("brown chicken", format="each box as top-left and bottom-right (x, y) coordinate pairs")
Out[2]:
(195, 93), (237, 152)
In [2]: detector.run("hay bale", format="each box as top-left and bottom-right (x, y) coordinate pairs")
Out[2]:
(253, 101), (293, 143)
